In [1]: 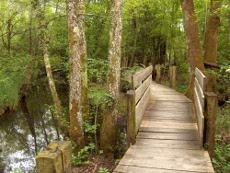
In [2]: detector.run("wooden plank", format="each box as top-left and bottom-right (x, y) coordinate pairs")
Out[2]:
(137, 132), (198, 141)
(118, 148), (214, 173)
(139, 127), (197, 134)
(195, 67), (206, 90)
(150, 94), (192, 102)
(134, 138), (200, 150)
(140, 121), (197, 130)
(195, 77), (205, 110)
(135, 75), (152, 104)
(133, 65), (153, 88)
(144, 110), (193, 116)
(194, 87), (204, 146)
(135, 86), (150, 134)
(114, 165), (208, 173)
(143, 116), (193, 121)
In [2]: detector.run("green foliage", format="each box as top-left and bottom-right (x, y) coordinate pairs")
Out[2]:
(88, 58), (108, 83)
(120, 64), (145, 91)
(83, 122), (97, 134)
(12, 169), (24, 173)
(72, 143), (95, 166)
(46, 104), (69, 128)
(98, 167), (110, 173)
(216, 105), (230, 137)
(218, 65), (230, 93)
(213, 105), (230, 173)
(0, 55), (30, 110)
(89, 88), (114, 108)
(213, 137), (230, 173)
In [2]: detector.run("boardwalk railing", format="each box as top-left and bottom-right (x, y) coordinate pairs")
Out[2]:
(194, 67), (206, 146)
(194, 67), (217, 157)
(127, 65), (153, 146)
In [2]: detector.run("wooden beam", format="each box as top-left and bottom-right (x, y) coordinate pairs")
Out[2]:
(135, 75), (152, 104)
(204, 92), (217, 158)
(133, 65), (153, 88)
(135, 86), (150, 134)
(194, 87), (204, 147)
(195, 77), (205, 110)
(195, 68), (206, 90)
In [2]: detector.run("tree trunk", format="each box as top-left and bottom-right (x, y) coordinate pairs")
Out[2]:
(100, 0), (123, 154)
(204, 0), (221, 65)
(228, 0), (230, 46)
(42, 29), (63, 129)
(77, 0), (89, 122)
(35, 0), (65, 134)
(29, 7), (33, 55)
(128, 17), (138, 67)
(7, 19), (12, 54)
(66, 0), (85, 150)
(20, 4), (38, 99)
(180, 0), (205, 99)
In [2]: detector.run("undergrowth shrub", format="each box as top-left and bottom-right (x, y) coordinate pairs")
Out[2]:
(0, 55), (30, 111)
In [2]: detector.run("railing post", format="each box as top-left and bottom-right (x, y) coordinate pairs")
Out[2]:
(204, 92), (217, 158)
(155, 64), (161, 83)
(36, 141), (72, 173)
(127, 90), (136, 147)
(170, 66), (176, 89)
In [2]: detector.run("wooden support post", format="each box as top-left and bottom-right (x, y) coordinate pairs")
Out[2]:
(204, 92), (217, 158)
(155, 64), (161, 83)
(36, 141), (72, 173)
(169, 66), (172, 79)
(127, 90), (136, 147)
(170, 66), (176, 89)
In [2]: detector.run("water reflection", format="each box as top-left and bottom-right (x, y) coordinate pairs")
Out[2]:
(0, 79), (67, 173)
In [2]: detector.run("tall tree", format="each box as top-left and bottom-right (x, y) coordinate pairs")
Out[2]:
(180, 0), (205, 99)
(66, 0), (85, 150)
(100, 0), (123, 153)
(204, 0), (221, 65)
(77, 0), (89, 122)
(228, 0), (230, 46)
(35, 0), (63, 131)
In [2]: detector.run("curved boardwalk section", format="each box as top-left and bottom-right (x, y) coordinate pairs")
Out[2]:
(114, 82), (214, 173)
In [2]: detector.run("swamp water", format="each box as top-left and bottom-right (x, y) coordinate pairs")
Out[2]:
(0, 79), (128, 173)
(0, 80), (68, 173)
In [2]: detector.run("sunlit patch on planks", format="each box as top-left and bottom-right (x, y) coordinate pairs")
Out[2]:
(113, 82), (214, 173)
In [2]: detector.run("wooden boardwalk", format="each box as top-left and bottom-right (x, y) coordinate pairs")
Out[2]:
(114, 82), (214, 173)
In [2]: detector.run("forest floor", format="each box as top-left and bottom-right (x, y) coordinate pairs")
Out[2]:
(72, 154), (115, 173)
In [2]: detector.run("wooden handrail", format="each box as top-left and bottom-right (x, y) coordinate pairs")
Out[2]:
(194, 67), (217, 157)
(127, 65), (153, 146)
(194, 67), (206, 147)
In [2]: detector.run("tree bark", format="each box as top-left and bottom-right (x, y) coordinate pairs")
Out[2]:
(228, 0), (230, 46)
(77, 0), (89, 122)
(35, 0), (65, 134)
(100, 0), (123, 154)
(66, 0), (85, 150)
(42, 29), (63, 128)
(204, 0), (221, 65)
(180, 0), (205, 99)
